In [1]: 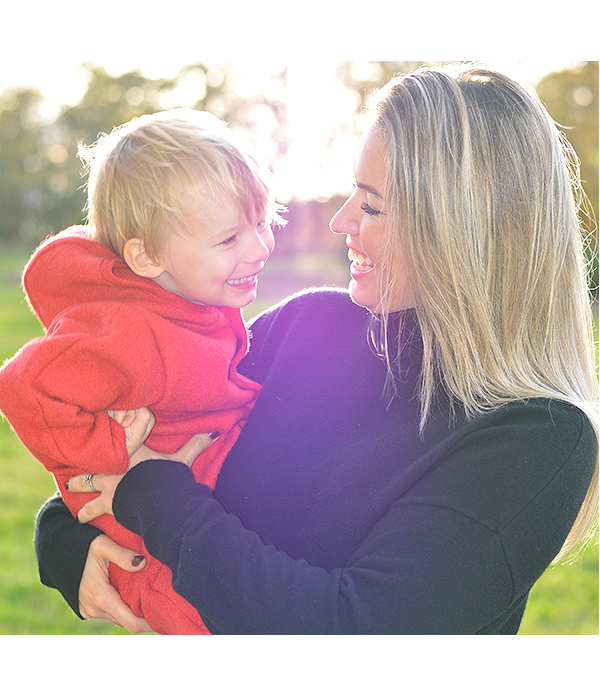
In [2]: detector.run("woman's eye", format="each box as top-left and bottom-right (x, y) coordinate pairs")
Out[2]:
(360, 202), (382, 217)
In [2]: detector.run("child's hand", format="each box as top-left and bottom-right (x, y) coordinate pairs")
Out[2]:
(108, 407), (155, 458)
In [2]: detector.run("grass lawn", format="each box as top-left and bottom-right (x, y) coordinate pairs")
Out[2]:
(0, 247), (597, 634)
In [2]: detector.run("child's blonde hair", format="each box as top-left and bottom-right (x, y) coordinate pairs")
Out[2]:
(79, 108), (283, 260)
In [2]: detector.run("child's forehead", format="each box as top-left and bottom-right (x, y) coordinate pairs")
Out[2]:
(182, 186), (243, 220)
(181, 182), (264, 225)
(178, 189), (253, 241)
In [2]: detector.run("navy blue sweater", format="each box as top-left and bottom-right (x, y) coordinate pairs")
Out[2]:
(36, 289), (596, 633)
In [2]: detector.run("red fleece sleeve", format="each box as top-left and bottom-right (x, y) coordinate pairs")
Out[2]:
(0, 304), (165, 476)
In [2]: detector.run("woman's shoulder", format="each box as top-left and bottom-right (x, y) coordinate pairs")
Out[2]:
(415, 398), (596, 546)
(252, 286), (359, 319)
(421, 398), (595, 505)
(493, 398), (594, 448)
(450, 398), (596, 466)
(436, 398), (597, 511)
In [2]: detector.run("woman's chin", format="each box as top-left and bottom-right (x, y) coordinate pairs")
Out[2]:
(349, 278), (415, 314)
(348, 279), (379, 312)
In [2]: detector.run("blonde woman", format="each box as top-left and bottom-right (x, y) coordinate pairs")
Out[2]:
(36, 65), (597, 634)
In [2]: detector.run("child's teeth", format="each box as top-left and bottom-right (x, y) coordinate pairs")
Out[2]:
(227, 275), (255, 286)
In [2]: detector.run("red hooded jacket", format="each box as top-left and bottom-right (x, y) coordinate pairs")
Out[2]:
(0, 227), (260, 633)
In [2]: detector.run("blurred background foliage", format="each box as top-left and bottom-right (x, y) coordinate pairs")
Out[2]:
(0, 60), (597, 290)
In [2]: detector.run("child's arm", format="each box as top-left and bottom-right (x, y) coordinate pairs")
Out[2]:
(0, 306), (164, 477)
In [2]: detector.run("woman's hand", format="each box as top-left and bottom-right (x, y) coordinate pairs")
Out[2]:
(128, 431), (220, 468)
(79, 534), (152, 633)
(67, 431), (219, 523)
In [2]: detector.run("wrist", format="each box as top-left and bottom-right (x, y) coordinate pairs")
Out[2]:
(113, 459), (199, 534)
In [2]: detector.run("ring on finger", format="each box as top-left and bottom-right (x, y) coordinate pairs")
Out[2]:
(82, 474), (98, 493)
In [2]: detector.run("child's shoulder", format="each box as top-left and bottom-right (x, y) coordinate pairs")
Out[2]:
(22, 227), (125, 328)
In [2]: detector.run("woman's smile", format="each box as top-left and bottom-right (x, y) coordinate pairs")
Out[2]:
(347, 245), (375, 274)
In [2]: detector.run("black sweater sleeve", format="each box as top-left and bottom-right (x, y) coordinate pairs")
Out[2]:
(112, 400), (595, 636)
(110, 457), (515, 634)
(34, 493), (103, 618)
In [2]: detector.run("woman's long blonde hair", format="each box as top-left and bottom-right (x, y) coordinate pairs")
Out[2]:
(369, 64), (598, 559)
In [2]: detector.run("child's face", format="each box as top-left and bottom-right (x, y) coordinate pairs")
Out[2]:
(154, 192), (275, 308)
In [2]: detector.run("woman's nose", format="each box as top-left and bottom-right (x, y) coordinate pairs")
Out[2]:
(330, 197), (355, 236)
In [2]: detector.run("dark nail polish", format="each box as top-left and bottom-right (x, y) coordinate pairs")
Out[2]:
(208, 431), (221, 440)
(64, 480), (69, 490)
(131, 555), (145, 567)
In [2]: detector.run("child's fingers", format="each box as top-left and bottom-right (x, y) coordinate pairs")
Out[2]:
(107, 409), (137, 428)
(124, 408), (155, 457)
(128, 408), (155, 441)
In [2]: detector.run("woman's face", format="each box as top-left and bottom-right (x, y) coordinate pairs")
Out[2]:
(330, 126), (415, 314)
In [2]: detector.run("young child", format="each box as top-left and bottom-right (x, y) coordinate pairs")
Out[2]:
(0, 108), (284, 634)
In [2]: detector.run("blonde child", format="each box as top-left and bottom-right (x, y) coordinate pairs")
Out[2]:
(0, 109), (283, 634)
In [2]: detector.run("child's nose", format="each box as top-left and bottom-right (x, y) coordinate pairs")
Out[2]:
(248, 228), (274, 263)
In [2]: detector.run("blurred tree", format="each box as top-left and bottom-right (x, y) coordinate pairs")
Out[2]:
(536, 62), (598, 227)
(0, 88), (54, 245)
(0, 62), (287, 247)
(334, 61), (441, 129)
(536, 61), (598, 293)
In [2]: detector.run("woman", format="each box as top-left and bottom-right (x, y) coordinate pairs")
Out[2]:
(35, 65), (598, 634)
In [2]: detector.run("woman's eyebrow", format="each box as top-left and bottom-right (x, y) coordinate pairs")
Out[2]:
(356, 181), (384, 199)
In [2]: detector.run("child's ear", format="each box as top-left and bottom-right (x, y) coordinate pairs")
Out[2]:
(123, 238), (165, 279)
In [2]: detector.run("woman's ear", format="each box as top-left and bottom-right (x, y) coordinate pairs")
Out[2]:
(123, 238), (166, 279)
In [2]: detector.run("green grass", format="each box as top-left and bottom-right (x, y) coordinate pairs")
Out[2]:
(0, 248), (597, 634)
(518, 544), (599, 634)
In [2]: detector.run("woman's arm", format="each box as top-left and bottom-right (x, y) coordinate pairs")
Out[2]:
(34, 493), (152, 632)
(110, 460), (512, 634)
(110, 403), (595, 635)
(34, 493), (102, 617)
(35, 431), (213, 628)
(32, 408), (154, 620)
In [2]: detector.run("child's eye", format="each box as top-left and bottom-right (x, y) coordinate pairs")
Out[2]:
(257, 218), (270, 232)
(360, 202), (382, 217)
(220, 234), (238, 246)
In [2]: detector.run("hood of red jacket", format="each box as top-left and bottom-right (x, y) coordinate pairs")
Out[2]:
(23, 227), (225, 330)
